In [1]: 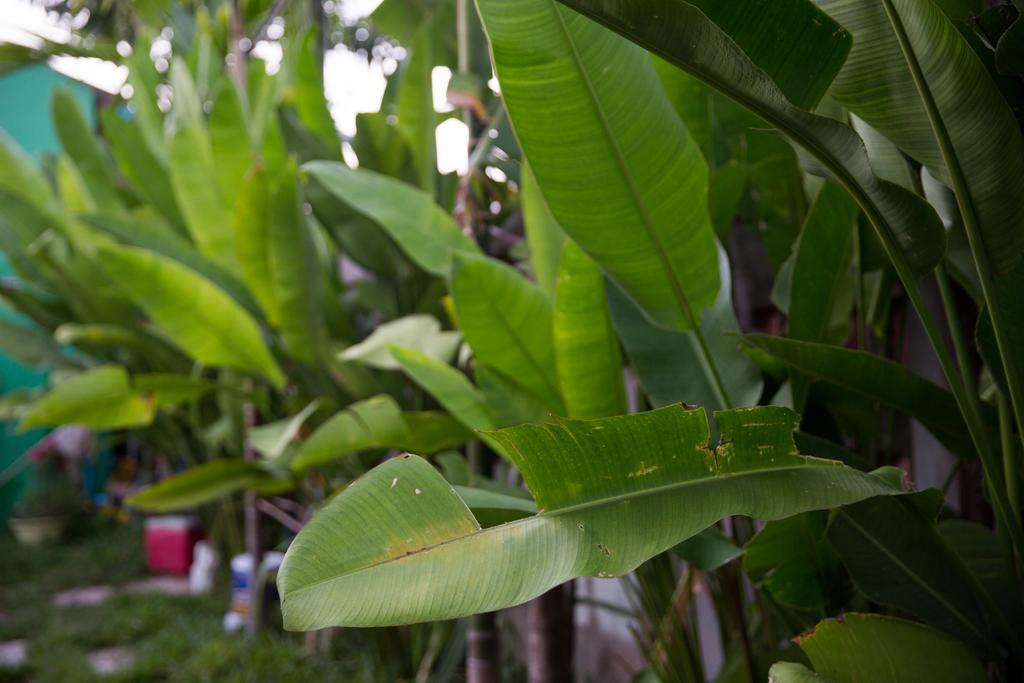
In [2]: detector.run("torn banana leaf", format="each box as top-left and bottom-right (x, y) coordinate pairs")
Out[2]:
(278, 404), (902, 629)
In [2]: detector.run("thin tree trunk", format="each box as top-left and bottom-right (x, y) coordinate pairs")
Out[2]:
(228, 0), (247, 89)
(467, 612), (500, 683)
(243, 394), (260, 637)
(528, 582), (575, 683)
(464, 438), (501, 682)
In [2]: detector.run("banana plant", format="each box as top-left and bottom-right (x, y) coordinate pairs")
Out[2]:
(6, 0), (1024, 679)
(0, 0), (483, 565)
(274, 0), (1024, 679)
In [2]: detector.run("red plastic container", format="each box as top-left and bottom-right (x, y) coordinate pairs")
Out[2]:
(144, 516), (203, 575)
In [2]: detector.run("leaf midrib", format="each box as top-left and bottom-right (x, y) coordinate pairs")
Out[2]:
(283, 459), (873, 599)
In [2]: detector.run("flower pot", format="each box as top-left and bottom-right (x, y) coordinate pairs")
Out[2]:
(8, 515), (68, 545)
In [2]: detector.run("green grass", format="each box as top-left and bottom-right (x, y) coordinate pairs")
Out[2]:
(0, 516), (146, 643)
(0, 517), (346, 682)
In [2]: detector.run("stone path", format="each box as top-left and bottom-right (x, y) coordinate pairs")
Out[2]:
(123, 576), (191, 595)
(52, 585), (115, 607)
(86, 646), (135, 675)
(0, 575), (194, 674)
(51, 575), (190, 607)
(0, 640), (26, 669)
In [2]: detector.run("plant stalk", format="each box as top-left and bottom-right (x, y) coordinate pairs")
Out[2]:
(725, 559), (757, 683)
(243, 394), (261, 637)
(1000, 393), (1021, 522)
(689, 325), (733, 410)
(935, 265), (979, 407)
(229, 0), (247, 90)
(853, 223), (866, 351)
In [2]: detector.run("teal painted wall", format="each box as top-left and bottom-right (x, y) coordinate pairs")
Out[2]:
(0, 64), (95, 519)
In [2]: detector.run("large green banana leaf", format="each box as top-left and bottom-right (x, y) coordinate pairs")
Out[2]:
(390, 347), (497, 432)
(249, 401), (321, 460)
(278, 404), (901, 630)
(132, 374), (220, 407)
(812, 0), (943, 175)
(84, 211), (260, 317)
(683, 0), (851, 110)
(744, 512), (842, 613)
(168, 124), (238, 274)
(608, 249), (761, 411)
(475, 0), (720, 331)
(291, 394), (471, 471)
(125, 37), (169, 162)
(0, 129), (53, 208)
(787, 183), (860, 347)
(267, 160), (325, 365)
(744, 334), (979, 458)
(97, 244), (285, 387)
(341, 315), (461, 370)
(292, 28), (340, 155)
(208, 78), (253, 212)
(771, 614), (988, 683)
(551, 0), (945, 280)
(786, 182), (860, 410)
(168, 57), (204, 132)
(55, 323), (187, 372)
(553, 241), (626, 418)
(851, 115), (919, 192)
(233, 168), (281, 323)
(827, 491), (1010, 655)
(302, 162), (479, 276)
(127, 460), (286, 512)
(51, 88), (122, 213)
(56, 154), (100, 215)
(305, 169), (412, 278)
(449, 251), (563, 412)
(164, 60), (237, 271)
(815, 0), (1024, 279)
(939, 518), (1024, 631)
(874, 0), (1024, 500)
(100, 110), (186, 233)
(395, 17), (441, 194)
(521, 162), (566, 299)
(0, 320), (75, 371)
(475, 363), (552, 428)
(19, 366), (155, 431)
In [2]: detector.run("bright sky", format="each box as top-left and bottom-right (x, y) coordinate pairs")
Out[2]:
(0, 0), (469, 173)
